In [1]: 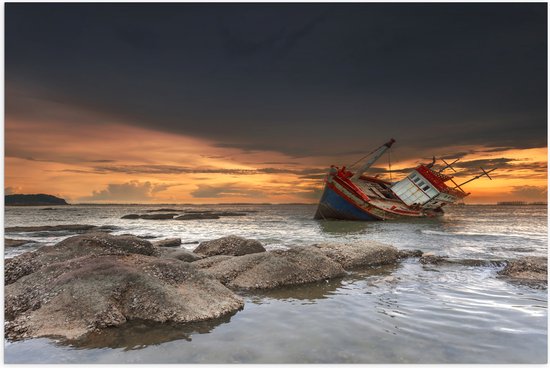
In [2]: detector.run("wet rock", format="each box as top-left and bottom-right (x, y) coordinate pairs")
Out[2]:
(175, 214), (220, 220)
(146, 208), (182, 213)
(398, 249), (424, 259)
(213, 212), (248, 217)
(419, 254), (449, 265)
(5, 224), (98, 233)
(5, 254), (244, 341)
(193, 255), (235, 268)
(121, 214), (140, 219)
(194, 235), (266, 257)
(309, 241), (399, 269)
(5, 233), (160, 285)
(498, 256), (547, 282)
(196, 247), (345, 289)
(140, 214), (178, 220)
(5, 239), (37, 247)
(162, 249), (204, 262)
(153, 238), (182, 248)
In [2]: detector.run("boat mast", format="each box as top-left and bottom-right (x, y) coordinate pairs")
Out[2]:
(453, 167), (496, 189)
(351, 138), (396, 181)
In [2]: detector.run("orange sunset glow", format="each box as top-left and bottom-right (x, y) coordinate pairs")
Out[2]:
(5, 113), (547, 204)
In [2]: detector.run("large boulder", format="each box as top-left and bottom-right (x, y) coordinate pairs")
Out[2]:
(498, 256), (547, 282)
(5, 254), (244, 341)
(195, 247), (345, 289)
(194, 235), (266, 257)
(153, 238), (182, 248)
(308, 241), (400, 269)
(5, 233), (159, 284)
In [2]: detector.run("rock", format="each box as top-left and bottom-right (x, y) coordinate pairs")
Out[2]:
(309, 241), (399, 269)
(194, 235), (266, 257)
(398, 249), (424, 259)
(5, 254), (244, 341)
(146, 208), (182, 212)
(140, 214), (178, 220)
(5, 239), (37, 247)
(153, 238), (182, 248)
(5, 233), (160, 285)
(193, 255), (235, 268)
(213, 212), (248, 217)
(5, 224), (97, 233)
(175, 214), (220, 220)
(498, 256), (547, 282)
(162, 249), (204, 262)
(419, 254), (449, 265)
(195, 247), (345, 289)
(121, 214), (140, 219)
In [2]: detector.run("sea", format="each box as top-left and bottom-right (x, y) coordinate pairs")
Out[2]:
(4, 204), (548, 363)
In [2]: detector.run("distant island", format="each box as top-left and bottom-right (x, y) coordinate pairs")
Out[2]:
(5, 194), (69, 206)
(497, 201), (547, 206)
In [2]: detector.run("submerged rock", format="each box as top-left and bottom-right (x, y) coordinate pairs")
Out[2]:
(146, 208), (182, 213)
(5, 239), (37, 247)
(398, 249), (424, 259)
(194, 235), (266, 257)
(309, 241), (399, 269)
(5, 254), (244, 341)
(153, 238), (182, 248)
(419, 254), (449, 265)
(195, 247), (345, 289)
(140, 214), (179, 220)
(213, 212), (248, 217)
(5, 224), (98, 233)
(121, 214), (141, 219)
(5, 233), (159, 285)
(175, 214), (220, 220)
(498, 256), (547, 283)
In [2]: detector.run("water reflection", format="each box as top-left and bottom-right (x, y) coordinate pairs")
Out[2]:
(64, 313), (236, 350)
(246, 277), (345, 303)
(316, 220), (371, 235)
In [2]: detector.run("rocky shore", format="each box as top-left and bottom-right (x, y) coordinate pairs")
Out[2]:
(5, 233), (403, 341)
(5, 232), (547, 343)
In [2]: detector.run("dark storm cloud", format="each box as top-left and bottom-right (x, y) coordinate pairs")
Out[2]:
(6, 3), (547, 157)
(190, 182), (322, 199)
(61, 164), (327, 176)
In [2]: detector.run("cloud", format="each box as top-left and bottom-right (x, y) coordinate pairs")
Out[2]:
(65, 164), (328, 177)
(6, 4), (546, 159)
(190, 183), (268, 198)
(508, 185), (547, 201)
(79, 181), (175, 202)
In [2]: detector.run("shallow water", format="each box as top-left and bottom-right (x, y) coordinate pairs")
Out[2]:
(4, 204), (548, 363)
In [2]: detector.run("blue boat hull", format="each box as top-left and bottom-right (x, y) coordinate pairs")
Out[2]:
(314, 184), (380, 221)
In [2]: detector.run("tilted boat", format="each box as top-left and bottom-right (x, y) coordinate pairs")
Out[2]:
(314, 138), (495, 221)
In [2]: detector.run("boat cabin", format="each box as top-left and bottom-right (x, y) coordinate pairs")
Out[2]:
(390, 165), (467, 209)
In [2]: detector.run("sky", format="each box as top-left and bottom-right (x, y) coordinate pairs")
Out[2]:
(5, 3), (547, 204)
